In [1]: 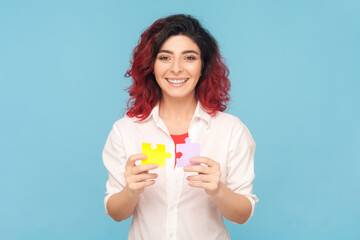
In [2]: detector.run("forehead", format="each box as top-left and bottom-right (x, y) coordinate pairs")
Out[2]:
(159, 35), (200, 52)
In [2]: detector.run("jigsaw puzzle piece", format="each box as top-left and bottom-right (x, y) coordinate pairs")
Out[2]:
(176, 138), (200, 167)
(141, 143), (171, 167)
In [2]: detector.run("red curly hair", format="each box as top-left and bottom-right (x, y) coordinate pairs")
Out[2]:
(125, 14), (230, 120)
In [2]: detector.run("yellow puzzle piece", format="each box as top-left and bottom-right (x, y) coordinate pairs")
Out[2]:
(141, 143), (171, 167)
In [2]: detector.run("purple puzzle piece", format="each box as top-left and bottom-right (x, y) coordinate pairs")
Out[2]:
(176, 137), (200, 167)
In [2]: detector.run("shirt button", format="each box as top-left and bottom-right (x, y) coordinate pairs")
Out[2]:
(169, 233), (174, 238)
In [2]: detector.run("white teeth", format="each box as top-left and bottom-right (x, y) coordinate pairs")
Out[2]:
(166, 78), (188, 84)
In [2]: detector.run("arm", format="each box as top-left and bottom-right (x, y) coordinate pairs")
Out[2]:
(103, 122), (159, 222)
(107, 154), (158, 222)
(211, 182), (252, 224)
(107, 185), (140, 222)
(103, 122), (160, 222)
(184, 158), (252, 224)
(184, 119), (258, 224)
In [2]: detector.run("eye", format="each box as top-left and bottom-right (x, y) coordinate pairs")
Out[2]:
(185, 56), (196, 61)
(158, 56), (170, 61)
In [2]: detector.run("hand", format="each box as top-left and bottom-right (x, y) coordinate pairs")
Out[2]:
(183, 157), (221, 196)
(124, 154), (158, 195)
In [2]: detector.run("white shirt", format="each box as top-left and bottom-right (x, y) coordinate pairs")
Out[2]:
(103, 102), (258, 240)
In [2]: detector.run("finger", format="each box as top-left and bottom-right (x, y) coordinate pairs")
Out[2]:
(126, 154), (148, 167)
(187, 174), (217, 183)
(188, 181), (207, 189)
(132, 163), (158, 175)
(188, 182), (219, 195)
(190, 157), (219, 168)
(183, 165), (212, 174)
(132, 173), (158, 183)
(128, 180), (156, 193)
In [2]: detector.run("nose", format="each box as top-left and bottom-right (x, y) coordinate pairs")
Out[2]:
(170, 58), (182, 74)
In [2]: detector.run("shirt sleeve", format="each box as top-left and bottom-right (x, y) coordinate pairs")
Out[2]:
(102, 121), (127, 216)
(226, 119), (259, 223)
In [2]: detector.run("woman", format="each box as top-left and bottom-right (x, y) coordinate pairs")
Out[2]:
(103, 14), (258, 240)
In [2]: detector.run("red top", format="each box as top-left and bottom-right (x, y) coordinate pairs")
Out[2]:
(170, 132), (189, 168)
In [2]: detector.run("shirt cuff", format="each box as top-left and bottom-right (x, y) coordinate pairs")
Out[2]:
(244, 195), (256, 221)
(229, 193), (258, 225)
(104, 193), (115, 216)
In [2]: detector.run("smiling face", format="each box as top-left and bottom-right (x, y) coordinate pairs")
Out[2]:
(153, 35), (202, 101)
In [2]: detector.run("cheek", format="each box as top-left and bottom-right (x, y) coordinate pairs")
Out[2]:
(154, 64), (167, 77)
(153, 65), (166, 86)
(189, 63), (202, 76)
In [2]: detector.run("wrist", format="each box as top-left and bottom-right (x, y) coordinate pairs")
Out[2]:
(210, 182), (226, 199)
(124, 185), (141, 199)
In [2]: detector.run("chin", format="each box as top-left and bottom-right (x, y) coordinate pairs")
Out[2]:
(163, 91), (196, 101)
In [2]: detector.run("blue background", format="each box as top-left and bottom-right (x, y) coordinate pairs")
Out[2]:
(1, 0), (359, 239)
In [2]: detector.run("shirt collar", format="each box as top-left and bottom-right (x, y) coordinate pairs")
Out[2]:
(133, 101), (212, 127)
(192, 101), (211, 127)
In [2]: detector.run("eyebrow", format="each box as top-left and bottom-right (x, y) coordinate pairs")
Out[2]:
(158, 50), (200, 55)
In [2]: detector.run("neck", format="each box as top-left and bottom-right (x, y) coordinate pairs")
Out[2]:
(159, 95), (197, 123)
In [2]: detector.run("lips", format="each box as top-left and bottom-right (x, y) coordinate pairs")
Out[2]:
(165, 78), (189, 84)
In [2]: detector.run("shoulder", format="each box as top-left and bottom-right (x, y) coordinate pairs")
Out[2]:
(212, 111), (255, 145)
(212, 111), (245, 130)
(112, 113), (153, 135)
(112, 114), (140, 132)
